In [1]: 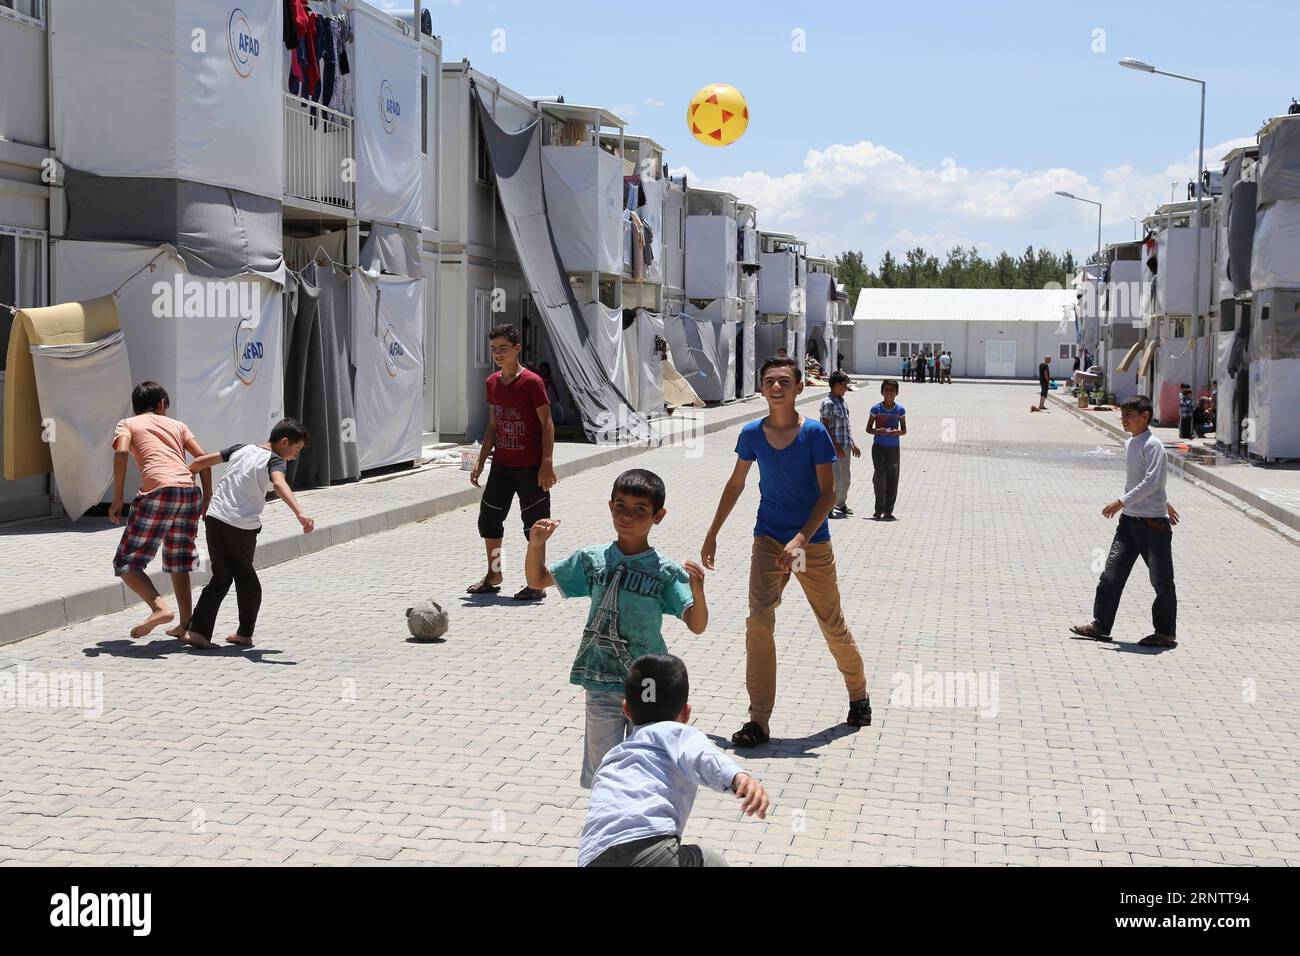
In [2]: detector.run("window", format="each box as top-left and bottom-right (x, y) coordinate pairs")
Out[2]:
(1174, 317), (1187, 338)
(888, 342), (898, 357)
(421, 74), (428, 156)
(1220, 299), (1236, 333)
(1059, 343), (1079, 361)
(877, 343), (888, 358)
(0, 0), (44, 27)
(473, 289), (493, 368)
(0, 228), (46, 374)
(476, 120), (491, 185)
(678, 208), (684, 252)
(931, 342), (943, 354)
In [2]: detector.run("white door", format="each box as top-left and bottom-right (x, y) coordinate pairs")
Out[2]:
(986, 339), (1016, 377)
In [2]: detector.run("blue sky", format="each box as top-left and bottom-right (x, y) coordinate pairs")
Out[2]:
(381, 0), (1293, 268)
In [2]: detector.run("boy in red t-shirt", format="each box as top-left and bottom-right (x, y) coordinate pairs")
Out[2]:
(467, 324), (557, 601)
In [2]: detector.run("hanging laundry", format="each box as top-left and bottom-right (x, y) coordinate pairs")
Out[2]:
(314, 15), (337, 111)
(284, 0), (309, 50)
(288, 12), (320, 99)
(630, 211), (645, 279)
(641, 220), (655, 269)
(623, 175), (646, 210)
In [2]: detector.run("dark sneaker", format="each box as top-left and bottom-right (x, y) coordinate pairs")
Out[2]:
(1138, 633), (1177, 648)
(841, 506), (854, 516)
(1069, 622), (1111, 642)
(846, 696), (872, 727)
(873, 512), (882, 520)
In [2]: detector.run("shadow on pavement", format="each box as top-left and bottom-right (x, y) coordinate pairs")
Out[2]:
(82, 639), (296, 665)
(705, 723), (859, 758)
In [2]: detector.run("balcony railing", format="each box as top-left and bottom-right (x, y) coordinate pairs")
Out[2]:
(283, 93), (354, 211)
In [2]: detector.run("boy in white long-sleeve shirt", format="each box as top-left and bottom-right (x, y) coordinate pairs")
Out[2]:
(1071, 395), (1180, 648)
(579, 654), (769, 867)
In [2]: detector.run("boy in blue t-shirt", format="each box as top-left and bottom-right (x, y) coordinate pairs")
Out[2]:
(866, 378), (907, 520)
(701, 355), (870, 747)
(526, 469), (707, 787)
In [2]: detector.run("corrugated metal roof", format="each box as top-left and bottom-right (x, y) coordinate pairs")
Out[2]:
(853, 287), (1077, 324)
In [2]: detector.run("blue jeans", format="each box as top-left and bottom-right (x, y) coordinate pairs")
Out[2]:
(581, 690), (629, 788)
(1092, 515), (1177, 637)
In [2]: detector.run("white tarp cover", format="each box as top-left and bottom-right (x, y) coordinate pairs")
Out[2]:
(633, 310), (666, 414)
(1213, 195), (1232, 304)
(639, 178), (665, 284)
(353, 9), (423, 227)
(1154, 226), (1213, 316)
(542, 146), (625, 275)
(806, 273), (834, 327)
(741, 223), (759, 265)
(662, 312), (700, 378)
(1246, 289), (1300, 458)
(1107, 260), (1143, 323)
(350, 270), (425, 470)
(685, 216), (738, 299)
(741, 299), (757, 397)
(1250, 199), (1300, 290)
(53, 241), (284, 501)
(1214, 331), (1237, 443)
(51, 0), (283, 200)
(29, 332), (133, 520)
(759, 251), (797, 315)
(581, 302), (629, 401)
(685, 300), (737, 403)
(1153, 337), (1195, 425)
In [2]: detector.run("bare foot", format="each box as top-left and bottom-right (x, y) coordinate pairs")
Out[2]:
(225, 633), (254, 648)
(131, 608), (175, 638)
(165, 624), (188, 638)
(180, 630), (216, 650)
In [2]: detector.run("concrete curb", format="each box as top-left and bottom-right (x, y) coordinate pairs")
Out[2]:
(1049, 394), (1300, 537)
(1, 392), (822, 647)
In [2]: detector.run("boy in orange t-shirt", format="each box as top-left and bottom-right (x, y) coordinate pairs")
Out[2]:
(110, 382), (212, 639)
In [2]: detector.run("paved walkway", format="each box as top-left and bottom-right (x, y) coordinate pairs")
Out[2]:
(0, 393), (813, 645)
(2, 381), (1297, 866)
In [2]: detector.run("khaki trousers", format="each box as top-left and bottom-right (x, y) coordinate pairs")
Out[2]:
(745, 536), (868, 733)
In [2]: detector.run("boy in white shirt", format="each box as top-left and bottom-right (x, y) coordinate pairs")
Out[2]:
(183, 419), (315, 649)
(1071, 396), (1179, 648)
(580, 654), (769, 867)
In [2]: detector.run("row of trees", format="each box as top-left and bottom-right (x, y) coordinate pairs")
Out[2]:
(833, 246), (1081, 310)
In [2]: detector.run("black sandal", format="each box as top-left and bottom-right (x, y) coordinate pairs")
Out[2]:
(846, 696), (872, 727)
(512, 586), (545, 601)
(731, 721), (769, 748)
(466, 576), (502, 595)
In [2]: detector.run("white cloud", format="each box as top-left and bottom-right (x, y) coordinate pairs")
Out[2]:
(644, 97), (665, 108)
(689, 136), (1255, 263)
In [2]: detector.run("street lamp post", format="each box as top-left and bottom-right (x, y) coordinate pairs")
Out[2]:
(1055, 189), (1102, 371)
(1121, 57), (1208, 391)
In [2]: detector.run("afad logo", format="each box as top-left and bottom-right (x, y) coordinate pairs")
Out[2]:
(382, 326), (404, 377)
(235, 319), (264, 386)
(381, 80), (401, 134)
(228, 8), (260, 79)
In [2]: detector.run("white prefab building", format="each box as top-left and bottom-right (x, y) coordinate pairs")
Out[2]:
(805, 255), (844, 375)
(852, 287), (1079, 379)
(680, 186), (743, 403)
(1138, 199), (1214, 422)
(2, 0), (443, 521)
(757, 231), (807, 367)
(1098, 241), (1144, 403)
(436, 61), (541, 441)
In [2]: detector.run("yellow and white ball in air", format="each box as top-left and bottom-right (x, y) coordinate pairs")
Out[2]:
(687, 83), (749, 147)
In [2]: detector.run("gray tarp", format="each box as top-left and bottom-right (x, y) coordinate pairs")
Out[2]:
(63, 169), (284, 283)
(473, 88), (650, 444)
(360, 224), (422, 279)
(1257, 118), (1300, 207)
(283, 263), (360, 488)
(1229, 180), (1257, 295)
(1251, 289), (1300, 360)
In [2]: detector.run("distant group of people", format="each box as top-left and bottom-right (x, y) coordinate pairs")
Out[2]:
(901, 349), (952, 384)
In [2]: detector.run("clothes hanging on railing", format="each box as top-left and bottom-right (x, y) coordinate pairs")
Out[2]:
(284, 0), (309, 51)
(288, 11), (320, 99)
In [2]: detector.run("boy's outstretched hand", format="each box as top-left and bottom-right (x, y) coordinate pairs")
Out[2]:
(731, 773), (769, 819)
(683, 560), (706, 591)
(700, 534), (717, 571)
(529, 517), (561, 543)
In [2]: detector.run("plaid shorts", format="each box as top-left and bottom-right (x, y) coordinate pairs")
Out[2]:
(113, 485), (203, 576)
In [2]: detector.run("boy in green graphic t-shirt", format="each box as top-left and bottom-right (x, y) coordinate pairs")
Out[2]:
(526, 469), (708, 787)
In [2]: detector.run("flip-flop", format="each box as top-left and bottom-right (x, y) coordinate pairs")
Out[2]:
(466, 577), (503, 595)
(731, 721), (769, 748)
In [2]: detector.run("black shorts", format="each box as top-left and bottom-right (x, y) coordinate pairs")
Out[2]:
(477, 464), (551, 540)
(1040, 383), (1049, 398)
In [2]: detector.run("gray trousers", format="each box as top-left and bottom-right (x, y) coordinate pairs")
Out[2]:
(832, 455), (852, 510)
(587, 834), (728, 867)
